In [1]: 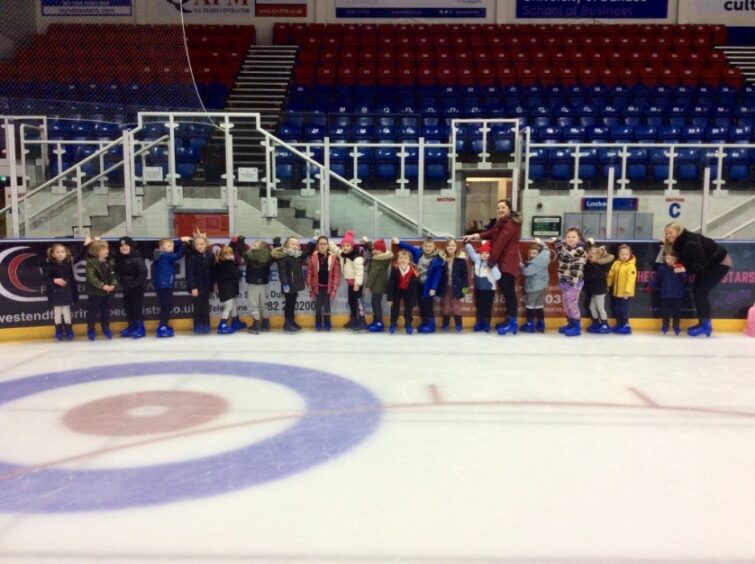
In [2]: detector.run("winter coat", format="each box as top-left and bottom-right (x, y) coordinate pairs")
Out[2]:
(387, 264), (418, 303)
(306, 251), (341, 299)
(114, 249), (147, 291)
(479, 214), (523, 278)
(396, 241), (438, 284)
(272, 246), (306, 293)
(672, 229), (729, 274)
(555, 240), (588, 287)
(521, 247), (551, 294)
(186, 250), (214, 294)
(85, 256), (118, 297)
(365, 247), (394, 295)
(329, 243), (365, 288)
(607, 256), (638, 298)
(465, 243), (501, 291)
(152, 241), (185, 290)
(42, 246), (87, 307)
(582, 252), (615, 295)
(243, 248), (273, 285)
(430, 252), (469, 300)
(214, 259), (242, 302)
(651, 263), (687, 300)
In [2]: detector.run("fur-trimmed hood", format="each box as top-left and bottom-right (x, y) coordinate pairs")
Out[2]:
(438, 250), (467, 261)
(370, 249), (394, 261)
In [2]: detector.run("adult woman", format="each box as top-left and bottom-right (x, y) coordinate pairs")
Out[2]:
(664, 222), (732, 337)
(464, 199), (522, 335)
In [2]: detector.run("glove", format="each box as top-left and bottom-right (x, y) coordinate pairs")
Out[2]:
(272, 236), (281, 248)
(282, 284), (290, 293)
(429, 289), (436, 297)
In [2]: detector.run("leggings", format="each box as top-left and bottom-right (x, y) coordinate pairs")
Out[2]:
(221, 298), (237, 320)
(193, 293), (210, 325)
(156, 288), (173, 326)
(53, 305), (72, 324)
(497, 273), (518, 318)
(611, 296), (631, 327)
(589, 293), (608, 320)
(371, 292), (384, 321)
(693, 264), (730, 319)
(416, 282), (434, 322)
(390, 289), (415, 326)
(283, 291), (297, 322)
(475, 289), (495, 322)
(661, 298), (682, 329)
(559, 281), (582, 319)
(123, 286), (145, 324)
(348, 285), (365, 319)
(87, 294), (111, 329)
(316, 287), (331, 319)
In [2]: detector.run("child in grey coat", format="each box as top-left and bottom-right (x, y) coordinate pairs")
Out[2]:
(520, 238), (551, 333)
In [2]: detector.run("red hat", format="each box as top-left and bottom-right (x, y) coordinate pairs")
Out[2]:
(372, 239), (387, 252)
(341, 229), (355, 246)
(480, 240), (492, 254)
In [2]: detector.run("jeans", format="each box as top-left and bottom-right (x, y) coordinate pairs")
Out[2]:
(693, 264), (730, 319)
(611, 296), (631, 327)
(87, 294), (111, 329)
(123, 286), (144, 323)
(497, 273), (518, 318)
(156, 287), (173, 326)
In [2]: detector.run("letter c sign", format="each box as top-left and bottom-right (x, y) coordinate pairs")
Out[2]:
(669, 202), (681, 218)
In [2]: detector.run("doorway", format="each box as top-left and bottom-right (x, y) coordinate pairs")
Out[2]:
(463, 176), (511, 235)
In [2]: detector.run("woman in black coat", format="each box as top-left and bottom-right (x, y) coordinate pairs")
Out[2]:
(664, 222), (732, 337)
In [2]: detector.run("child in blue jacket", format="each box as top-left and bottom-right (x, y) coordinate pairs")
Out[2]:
(520, 238), (551, 333)
(465, 239), (501, 333)
(650, 250), (687, 335)
(392, 236), (439, 332)
(430, 238), (469, 333)
(152, 236), (191, 337)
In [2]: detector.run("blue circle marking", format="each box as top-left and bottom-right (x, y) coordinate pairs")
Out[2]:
(0, 361), (382, 512)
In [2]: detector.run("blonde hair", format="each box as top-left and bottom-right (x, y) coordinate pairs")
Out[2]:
(588, 245), (608, 259)
(158, 238), (173, 249)
(445, 237), (459, 256)
(283, 236), (299, 248)
(88, 240), (109, 257)
(396, 249), (412, 260)
(47, 243), (71, 262)
(216, 246), (234, 263)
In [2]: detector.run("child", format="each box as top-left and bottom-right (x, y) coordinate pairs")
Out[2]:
(430, 238), (468, 333)
(213, 245), (246, 334)
(650, 250), (687, 335)
(152, 236), (191, 338)
(114, 236), (148, 339)
(306, 235), (341, 332)
(330, 230), (368, 332)
(552, 227), (588, 337)
(186, 231), (214, 335)
(387, 249), (418, 334)
(235, 236), (274, 334)
(582, 240), (614, 334)
(42, 238), (91, 341)
(85, 240), (118, 341)
(393, 236), (439, 332)
(363, 237), (393, 333)
(520, 238), (550, 333)
(272, 236), (308, 332)
(465, 240), (501, 333)
(607, 244), (637, 335)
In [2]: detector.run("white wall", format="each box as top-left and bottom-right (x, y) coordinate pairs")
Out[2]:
(678, 0), (755, 25)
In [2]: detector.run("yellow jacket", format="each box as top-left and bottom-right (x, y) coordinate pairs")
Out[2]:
(607, 256), (637, 298)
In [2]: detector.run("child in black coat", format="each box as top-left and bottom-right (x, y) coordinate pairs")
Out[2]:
(214, 245), (245, 334)
(272, 236), (312, 332)
(186, 231), (215, 335)
(114, 236), (148, 339)
(42, 237), (91, 340)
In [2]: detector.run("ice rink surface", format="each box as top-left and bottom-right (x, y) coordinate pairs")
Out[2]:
(0, 330), (753, 564)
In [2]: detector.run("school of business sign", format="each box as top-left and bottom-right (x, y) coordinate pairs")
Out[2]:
(41, 0), (132, 17)
(336, 0), (488, 19)
(516, 0), (668, 19)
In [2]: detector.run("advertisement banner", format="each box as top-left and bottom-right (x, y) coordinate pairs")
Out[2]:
(41, 0), (132, 17)
(152, 0), (254, 19)
(516, 0), (668, 19)
(255, 0), (307, 17)
(1, 239), (752, 330)
(335, 0), (488, 19)
(682, 0), (755, 24)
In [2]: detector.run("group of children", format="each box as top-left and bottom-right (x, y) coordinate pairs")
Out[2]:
(41, 228), (687, 340)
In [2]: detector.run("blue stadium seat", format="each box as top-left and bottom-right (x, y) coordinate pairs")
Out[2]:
(668, 106), (688, 127)
(528, 148), (547, 180)
(425, 147), (448, 179)
(421, 118), (444, 141)
(658, 126), (682, 143)
(537, 125), (562, 143)
(491, 123), (515, 153)
(586, 125), (610, 143)
(705, 125), (729, 144)
(578, 147), (598, 181)
(375, 146), (398, 180)
(623, 105), (643, 127)
(600, 105), (620, 127)
(47, 120), (70, 140)
(70, 121), (93, 140)
(599, 147), (622, 179)
(548, 148), (573, 181)
(175, 146), (198, 164)
(650, 148), (671, 181)
(93, 122), (118, 140)
(726, 148), (750, 182)
(635, 126), (657, 142)
(627, 148), (648, 181)
(682, 126), (705, 143)
(676, 148), (701, 182)
(731, 125), (753, 143)
(563, 125), (586, 144)
(645, 106), (666, 128)
(690, 106), (710, 127)
(610, 125), (634, 143)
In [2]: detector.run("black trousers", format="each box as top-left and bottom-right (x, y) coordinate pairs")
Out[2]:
(416, 281), (434, 322)
(87, 294), (111, 329)
(156, 288), (173, 326)
(371, 293), (384, 321)
(611, 296), (631, 326)
(475, 289), (495, 322)
(693, 264), (730, 319)
(661, 298), (682, 328)
(283, 291), (297, 322)
(193, 293), (211, 325)
(497, 272), (518, 318)
(390, 289), (415, 326)
(123, 286), (144, 323)
(347, 285), (365, 319)
(315, 287), (331, 319)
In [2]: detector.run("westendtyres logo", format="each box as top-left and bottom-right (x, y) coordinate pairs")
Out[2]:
(0, 247), (45, 303)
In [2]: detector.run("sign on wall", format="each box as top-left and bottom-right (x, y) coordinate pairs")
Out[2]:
(41, 0), (132, 17)
(255, 0), (307, 17)
(335, 0), (488, 19)
(516, 0), (669, 19)
(681, 0), (755, 24)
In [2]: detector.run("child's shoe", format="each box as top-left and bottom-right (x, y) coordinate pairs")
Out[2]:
(202, 322), (211, 334)
(405, 324), (414, 335)
(368, 321), (384, 333)
(441, 316), (450, 332)
(55, 324), (64, 342)
(563, 318), (581, 337)
(132, 322), (146, 339)
(156, 325), (173, 338)
(283, 319), (299, 332)
(586, 319), (600, 334)
(455, 317), (463, 333)
(494, 321), (507, 331)
(687, 319), (712, 337)
(64, 323), (74, 340)
(193, 320), (203, 335)
(230, 317), (247, 333)
(497, 318), (518, 336)
(482, 321), (492, 333)
(217, 320), (232, 335)
(315, 319), (323, 331)
(87, 327), (96, 341)
(292, 320), (302, 331)
(558, 318), (571, 333)
(120, 322), (135, 338)
(597, 321), (611, 334)
(247, 320), (261, 335)
(389, 324), (397, 334)
(661, 324), (669, 335)
(472, 321), (484, 332)
(418, 319), (436, 334)
(323, 316), (331, 332)
(354, 317), (369, 332)
(260, 318), (271, 331)
(166, 326), (175, 337)
(343, 317), (355, 330)
(613, 324), (632, 335)
(519, 320), (536, 333)
(535, 319), (545, 333)
(673, 325), (681, 336)
(101, 325), (113, 340)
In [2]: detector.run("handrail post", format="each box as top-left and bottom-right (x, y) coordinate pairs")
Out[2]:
(223, 115), (236, 236)
(372, 200), (378, 239)
(418, 136), (425, 237)
(523, 126), (532, 192)
(75, 165), (85, 236)
(166, 114), (178, 202)
(6, 124), (20, 237)
(19, 124), (28, 195)
(701, 167), (711, 236)
(606, 167), (615, 239)
(123, 131), (133, 236)
(323, 136), (331, 233)
(714, 144), (725, 192)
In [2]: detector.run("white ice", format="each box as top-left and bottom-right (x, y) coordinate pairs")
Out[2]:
(0, 330), (753, 563)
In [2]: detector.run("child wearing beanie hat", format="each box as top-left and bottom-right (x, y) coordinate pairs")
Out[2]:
(363, 237), (394, 332)
(329, 230), (368, 331)
(465, 239), (501, 332)
(114, 236), (148, 338)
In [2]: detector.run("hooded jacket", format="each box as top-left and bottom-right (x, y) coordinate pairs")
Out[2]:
(42, 245), (87, 307)
(555, 239), (588, 287)
(114, 243), (147, 291)
(186, 249), (215, 294)
(85, 255), (118, 297)
(233, 237), (274, 285)
(329, 242), (365, 288)
(465, 243), (501, 291)
(306, 251), (341, 299)
(607, 256), (638, 298)
(479, 213), (523, 278)
(672, 229), (728, 274)
(214, 258), (243, 302)
(582, 251), (615, 295)
(428, 251), (469, 300)
(365, 246), (394, 295)
(152, 240), (185, 290)
(651, 263), (687, 300)
(272, 246), (306, 293)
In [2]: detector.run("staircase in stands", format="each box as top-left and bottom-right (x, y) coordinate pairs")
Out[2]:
(719, 46), (755, 85)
